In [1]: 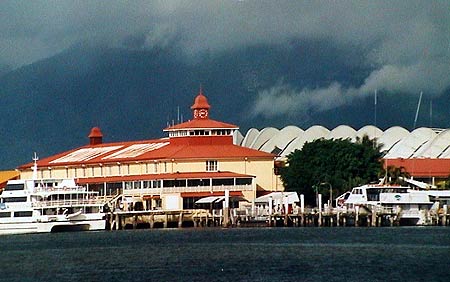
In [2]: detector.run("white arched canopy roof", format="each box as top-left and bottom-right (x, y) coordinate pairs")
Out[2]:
(241, 128), (260, 147)
(327, 125), (357, 141)
(384, 127), (436, 158)
(412, 129), (450, 158)
(260, 126), (303, 154)
(357, 125), (383, 140)
(281, 125), (329, 156)
(250, 127), (279, 150)
(378, 126), (410, 152)
(233, 130), (244, 146)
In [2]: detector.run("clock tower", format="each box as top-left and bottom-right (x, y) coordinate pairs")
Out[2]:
(191, 88), (210, 120)
(164, 88), (239, 145)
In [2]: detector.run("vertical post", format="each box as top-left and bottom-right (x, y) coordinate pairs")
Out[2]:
(443, 205), (447, 226)
(284, 195), (289, 226)
(371, 205), (377, 227)
(300, 194), (305, 227)
(268, 196), (273, 227)
(355, 205), (360, 227)
(300, 194), (305, 214)
(318, 194), (322, 227)
(223, 189), (230, 227)
(149, 214), (154, 229)
(178, 212), (183, 228)
(163, 213), (168, 228)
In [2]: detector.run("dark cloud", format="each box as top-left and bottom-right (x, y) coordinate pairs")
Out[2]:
(1, 0), (449, 112)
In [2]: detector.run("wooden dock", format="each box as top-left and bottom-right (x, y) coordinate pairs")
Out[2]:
(106, 205), (450, 230)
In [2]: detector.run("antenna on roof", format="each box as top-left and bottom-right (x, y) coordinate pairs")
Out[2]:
(32, 152), (39, 180)
(413, 91), (423, 129)
(177, 106), (180, 124)
(374, 89), (377, 128)
(429, 99), (433, 128)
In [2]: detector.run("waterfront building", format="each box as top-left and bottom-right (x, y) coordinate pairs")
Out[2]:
(17, 90), (280, 210)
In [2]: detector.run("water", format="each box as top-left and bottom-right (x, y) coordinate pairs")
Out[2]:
(1, 227), (450, 282)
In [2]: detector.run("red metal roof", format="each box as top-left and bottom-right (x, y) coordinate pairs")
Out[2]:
(384, 158), (450, 177)
(88, 127), (103, 138)
(18, 139), (274, 169)
(164, 118), (238, 131)
(76, 171), (254, 184)
(190, 90), (210, 110)
(17, 89), (272, 170)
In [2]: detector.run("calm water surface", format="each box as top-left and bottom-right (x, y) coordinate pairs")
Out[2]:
(1, 227), (450, 282)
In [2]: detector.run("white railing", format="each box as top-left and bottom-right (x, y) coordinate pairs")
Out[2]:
(123, 184), (253, 196)
(33, 186), (87, 193)
(32, 199), (101, 207)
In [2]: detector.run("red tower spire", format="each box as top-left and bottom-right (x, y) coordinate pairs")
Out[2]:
(191, 87), (210, 119)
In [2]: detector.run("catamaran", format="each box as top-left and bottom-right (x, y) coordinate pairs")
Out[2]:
(336, 179), (450, 225)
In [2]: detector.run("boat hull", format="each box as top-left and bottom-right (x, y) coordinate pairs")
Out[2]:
(0, 217), (106, 235)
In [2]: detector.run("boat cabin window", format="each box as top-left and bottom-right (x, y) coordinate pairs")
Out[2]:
(2, 197), (27, 203)
(13, 211), (33, 217)
(352, 188), (363, 195)
(367, 189), (380, 201)
(0, 212), (11, 218)
(4, 184), (25, 191)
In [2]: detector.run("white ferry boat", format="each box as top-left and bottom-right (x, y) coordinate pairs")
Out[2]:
(0, 178), (106, 235)
(337, 182), (450, 225)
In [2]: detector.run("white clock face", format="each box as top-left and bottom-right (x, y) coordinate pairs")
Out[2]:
(194, 109), (199, 118)
(198, 109), (208, 119)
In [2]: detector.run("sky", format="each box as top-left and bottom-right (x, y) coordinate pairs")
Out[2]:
(1, 0), (449, 118)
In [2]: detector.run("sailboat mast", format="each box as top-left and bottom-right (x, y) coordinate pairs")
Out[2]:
(413, 91), (423, 129)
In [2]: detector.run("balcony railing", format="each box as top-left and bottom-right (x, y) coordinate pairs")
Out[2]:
(123, 184), (253, 196)
(31, 199), (102, 207)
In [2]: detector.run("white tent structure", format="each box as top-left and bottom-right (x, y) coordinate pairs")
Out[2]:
(238, 125), (450, 160)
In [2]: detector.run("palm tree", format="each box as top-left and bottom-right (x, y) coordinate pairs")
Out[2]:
(381, 165), (411, 185)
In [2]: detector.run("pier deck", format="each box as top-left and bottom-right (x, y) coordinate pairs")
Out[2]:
(106, 206), (450, 229)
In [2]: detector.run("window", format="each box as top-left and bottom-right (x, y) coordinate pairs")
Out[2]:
(152, 180), (161, 188)
(14, 211), (33, 217)
(187, 179), (210, 187)
(206, 160), (218, 171)
(4, 184), (24, 191)
(3, 197), (27, 203)
(212, 178), (233, 186)
(0, 212), (11, 218)
(236, 178), (252, 185)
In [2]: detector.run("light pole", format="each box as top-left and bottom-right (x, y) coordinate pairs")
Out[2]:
(320, 182), (333, 208)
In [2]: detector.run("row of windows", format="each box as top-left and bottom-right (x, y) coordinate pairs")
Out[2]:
(1, 197), (27, 203)
(169, 129), (234, 137)
(44, 160), (220, 178)
(123, 178), (252, 189)
(0, 211), (33, 218)
(4, 184), (25, 191)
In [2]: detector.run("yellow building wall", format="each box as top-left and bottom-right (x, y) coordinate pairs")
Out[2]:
(19, 157), (282, 192)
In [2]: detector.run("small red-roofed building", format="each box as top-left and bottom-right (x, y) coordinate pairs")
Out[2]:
(17, 89), (281, 210)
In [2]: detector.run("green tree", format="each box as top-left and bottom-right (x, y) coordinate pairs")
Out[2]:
(381, 165), (410, 185)
(280, 136), (383, 205)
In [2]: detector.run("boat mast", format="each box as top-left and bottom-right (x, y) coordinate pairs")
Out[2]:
(413, 91), (423, 129)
